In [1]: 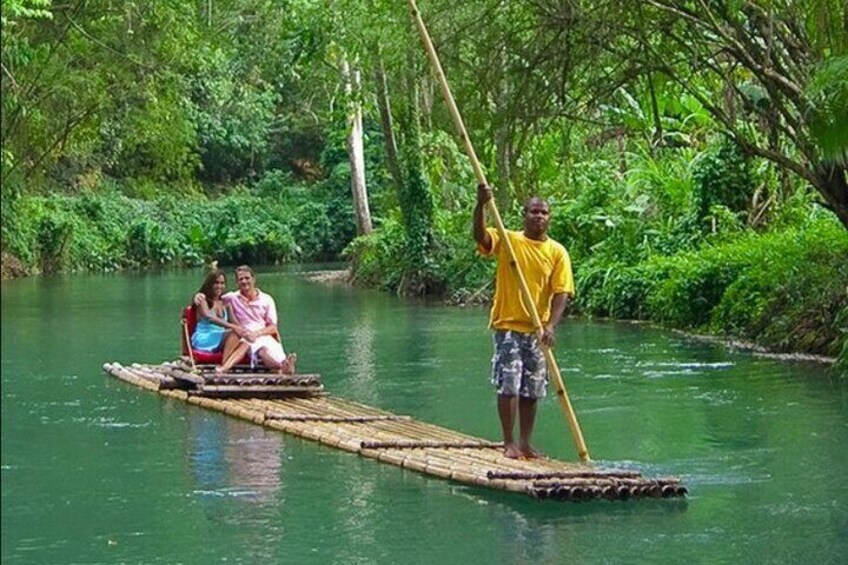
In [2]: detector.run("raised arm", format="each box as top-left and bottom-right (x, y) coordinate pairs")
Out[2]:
(474, 183), (493, 252)
(196, 297), (244, 335)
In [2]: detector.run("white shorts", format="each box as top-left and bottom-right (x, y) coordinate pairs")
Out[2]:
(247, 335), (286, 367)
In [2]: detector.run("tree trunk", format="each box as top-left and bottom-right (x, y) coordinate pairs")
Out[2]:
(342, 59), (372, 236)
(495, 124), (512, 207)
(494, 43), (512, 209)
(815, 164), (848, 230)
(374, 52), (403, 191)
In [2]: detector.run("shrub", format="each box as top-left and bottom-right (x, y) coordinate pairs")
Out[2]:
(577, 216), (848, 356)
(344, 215), (407, 291)
(36, 210), (74, 274)
(3, 183), (358, 274)
(691, 137), (755, 224)
(711, 220), (848, 355)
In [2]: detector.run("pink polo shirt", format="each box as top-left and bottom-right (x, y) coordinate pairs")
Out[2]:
(222, 289), (278, 332)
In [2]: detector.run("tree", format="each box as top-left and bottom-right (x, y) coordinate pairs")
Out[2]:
(341, 57), (372, 235)
(525, 0), (848, 228)
(397, 56), (439, 296)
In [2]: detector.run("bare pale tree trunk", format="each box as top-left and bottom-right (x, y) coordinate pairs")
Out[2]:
(495, 124), (512, 206)
(342, 58), (372, 236)
(374, 52), (403, 191)
(493, 42), (512, 210)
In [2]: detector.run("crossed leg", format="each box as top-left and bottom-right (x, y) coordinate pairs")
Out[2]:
(216, 333), (249, 374)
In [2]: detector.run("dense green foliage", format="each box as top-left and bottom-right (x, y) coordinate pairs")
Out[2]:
(2, 1), (846, 371)
(578, 218), (847, 354)
(346, 136), (848, 366)
(5, 180), (354, 274)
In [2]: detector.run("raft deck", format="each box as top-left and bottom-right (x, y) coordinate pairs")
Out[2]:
(103, 360), (687, 503)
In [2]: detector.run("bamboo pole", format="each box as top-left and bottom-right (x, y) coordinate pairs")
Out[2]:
(182, 320), (198, 373)
(406, 0), (590, 462)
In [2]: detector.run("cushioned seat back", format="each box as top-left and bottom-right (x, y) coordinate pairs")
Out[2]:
(181, 304), (227, 364)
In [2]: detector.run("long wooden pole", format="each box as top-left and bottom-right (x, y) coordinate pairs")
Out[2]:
(182, 320), (198, 372)
(407, 0), (590, 462)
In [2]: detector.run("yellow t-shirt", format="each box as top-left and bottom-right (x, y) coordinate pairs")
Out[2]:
(477, 227), (575, 333)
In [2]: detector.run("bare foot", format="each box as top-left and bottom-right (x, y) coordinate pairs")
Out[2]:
(519, 444), (543, 459)
(214, 365), (226, 375)
(279, 353), (297, 375)
(503, 444), (522, 459)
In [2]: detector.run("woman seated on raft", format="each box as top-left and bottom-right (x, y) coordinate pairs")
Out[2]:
(194, 265), (296, 375)
(191, 270), (245, 356)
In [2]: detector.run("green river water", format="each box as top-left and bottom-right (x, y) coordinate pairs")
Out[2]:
(2, 268), (846, 564)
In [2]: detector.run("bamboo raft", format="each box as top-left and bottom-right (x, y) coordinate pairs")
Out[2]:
(103, 360), (687, 503)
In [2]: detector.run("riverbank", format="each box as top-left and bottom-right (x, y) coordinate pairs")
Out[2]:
(6, 254), (842, 372)
(303, 268), (844, 372)
(1, 251), (30, 280)
(0, 190), (353, 279)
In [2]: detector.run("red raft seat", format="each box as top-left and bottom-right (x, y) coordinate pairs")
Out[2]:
(180, 305), (249, 365)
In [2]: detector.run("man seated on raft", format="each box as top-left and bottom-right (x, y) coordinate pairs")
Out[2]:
(196, 265), (296, 375)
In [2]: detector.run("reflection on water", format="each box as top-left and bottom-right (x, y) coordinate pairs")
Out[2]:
(187, 411), (283, 502)
(349, 308), (377, 393)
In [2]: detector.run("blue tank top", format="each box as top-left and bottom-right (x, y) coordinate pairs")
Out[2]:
(191, 305), (228, 352)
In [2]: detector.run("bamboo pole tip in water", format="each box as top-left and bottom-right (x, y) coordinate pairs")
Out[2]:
(555, 486), (571, 502)
(567, 486), (583, 501)
(533, 487), (550, 500)
(660, 484), (676, 498)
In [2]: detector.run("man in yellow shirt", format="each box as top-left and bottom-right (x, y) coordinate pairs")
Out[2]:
(473, 184), (575, 459)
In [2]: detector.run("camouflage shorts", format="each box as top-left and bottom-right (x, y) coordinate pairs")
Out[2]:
(491, 330), (548, 399)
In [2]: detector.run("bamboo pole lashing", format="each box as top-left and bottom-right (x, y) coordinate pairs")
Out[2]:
(367, 416), (493, 443)
(265, 414), (412, 423)
(198, 385), (320, 394)
(488, 470), (640, 480)
(406, 0), (590, 463)
(368, 423), (488, 446)
(360, 440), (503, 450)
(418, 453), (536, 490)
(278, 397), (384, 421)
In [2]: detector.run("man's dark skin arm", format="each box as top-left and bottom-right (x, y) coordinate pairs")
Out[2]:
(474, 184), (493, 252)
(541, 293), (570, 347)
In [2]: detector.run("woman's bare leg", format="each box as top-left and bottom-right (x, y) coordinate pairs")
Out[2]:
(220, 333), (241, 365)
(217, 339), (249, 374)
